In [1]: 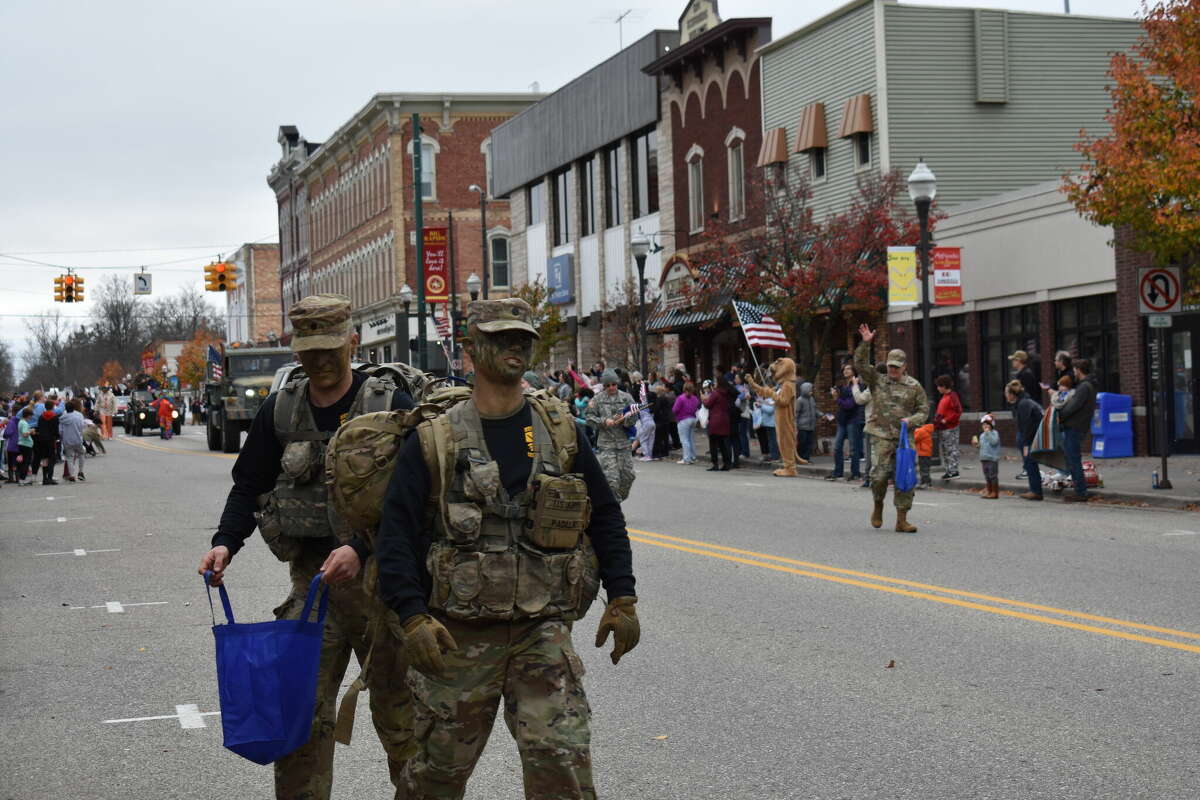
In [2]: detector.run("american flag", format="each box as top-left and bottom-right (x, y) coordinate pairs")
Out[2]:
(732, 301), (790, 350)
(434, 310), (452, 339)
(207, 345), (223, 380)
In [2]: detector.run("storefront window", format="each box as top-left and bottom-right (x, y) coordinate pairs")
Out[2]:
(919, 314), (970, 410)
(981, 305), (1039, 410)
(1055, 294), (1119, 392)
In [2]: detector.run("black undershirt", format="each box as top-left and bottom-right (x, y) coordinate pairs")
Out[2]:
(212, 371), (414, 562)
(375, 399), (636, 623)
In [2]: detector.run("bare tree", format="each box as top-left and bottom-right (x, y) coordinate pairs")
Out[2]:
(90, 274), (142, 363)
(0, 340), (15, 393)
(602, 277), (660, 374)
(21, 309), (73, 388)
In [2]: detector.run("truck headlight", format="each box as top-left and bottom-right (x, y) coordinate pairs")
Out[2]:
(245, 389), (255, 398)
(138, 412), (146, 420)
(171, 411), (179, 419)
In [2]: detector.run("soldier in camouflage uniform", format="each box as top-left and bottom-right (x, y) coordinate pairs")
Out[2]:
(373, 299), (640, 799)
(854, 324), (930, 533)
(198, 294), (415, 799)
(584, 370), (636, 501)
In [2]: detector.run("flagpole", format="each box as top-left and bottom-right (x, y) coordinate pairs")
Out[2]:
(730, 300), (764, 377)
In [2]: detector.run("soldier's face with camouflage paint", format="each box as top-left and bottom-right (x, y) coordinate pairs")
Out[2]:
(297, 336), (356, 392)
(470, 329), (534, 385)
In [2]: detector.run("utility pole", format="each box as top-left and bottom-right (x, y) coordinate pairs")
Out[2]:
(412, 113), (428, 370)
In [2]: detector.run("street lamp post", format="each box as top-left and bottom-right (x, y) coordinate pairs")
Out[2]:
(907, 159), (937, 396)
(469, 184), (489, 299)
(630, 233), (651, 378)
(467, 272), (481, 302)
(398, 283), (415, 365)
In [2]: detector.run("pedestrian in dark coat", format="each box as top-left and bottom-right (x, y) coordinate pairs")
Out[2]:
(1058, 359), (1099, 501)
(1010, 350), (1041, 405)
(702, 377), (734, 471)
(1006, 380), (1045, 501)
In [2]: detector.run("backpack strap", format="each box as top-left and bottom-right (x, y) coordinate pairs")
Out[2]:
(528, 391), (578, 472)
(417, 414), (458, 532)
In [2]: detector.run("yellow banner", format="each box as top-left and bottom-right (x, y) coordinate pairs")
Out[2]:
(888, 247), (918, 306)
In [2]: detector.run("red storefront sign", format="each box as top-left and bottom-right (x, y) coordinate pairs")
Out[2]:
(932, 247), (963, 306)
(423, 227), (449, 302)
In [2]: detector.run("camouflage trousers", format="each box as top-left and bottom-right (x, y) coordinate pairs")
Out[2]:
(274, 554), (414, 800)
(869, 436), (915, 512)
(402, 616), (595, 800)
(596, 447), (635, 501)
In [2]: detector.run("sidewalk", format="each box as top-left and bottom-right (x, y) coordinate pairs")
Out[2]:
(690, 438), (1200, 511)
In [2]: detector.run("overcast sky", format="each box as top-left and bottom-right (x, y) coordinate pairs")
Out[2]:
(0, 0), (1141, 374)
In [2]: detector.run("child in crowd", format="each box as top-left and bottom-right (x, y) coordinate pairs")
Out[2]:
(976, 413), (1001, 499)
(914, 422), (935, 489)
(1048, 374), (1074, 409)
(933, 375), (963, 480)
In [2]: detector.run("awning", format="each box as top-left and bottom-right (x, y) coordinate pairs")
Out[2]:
(837, 94), (874, 138)
(647, 305), (730, 333)
(755, 127), (789, 167)
(793, 103), (828, 152)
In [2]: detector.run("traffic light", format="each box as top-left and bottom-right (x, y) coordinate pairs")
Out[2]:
(204, 263), (219, 291)
(53, 275), (65, 302)
(63, 274), (76, 302)
(73, 275), (84, 302)
(205, 262), (238, 291)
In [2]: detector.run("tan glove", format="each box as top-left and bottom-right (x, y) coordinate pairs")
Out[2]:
(401, 614), (458, 677)
(594, 596), (640, 665)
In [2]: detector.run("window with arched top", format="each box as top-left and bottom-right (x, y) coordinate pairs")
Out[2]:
(725, 127), (746, 222)
(686, 144), (705, 234)
(405, 135), (440, 200)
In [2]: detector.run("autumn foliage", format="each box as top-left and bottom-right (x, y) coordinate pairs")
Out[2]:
(1064, 0), (1200, 270)
(98, 360), (125, 387)
(689, 165), (923, 378)
(177, 330), (220, 389)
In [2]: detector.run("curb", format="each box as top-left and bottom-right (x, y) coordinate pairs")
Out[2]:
(725, 456), (1200, 512)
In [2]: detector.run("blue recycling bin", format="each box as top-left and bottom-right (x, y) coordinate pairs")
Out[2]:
(1091, 392), (1133, 458)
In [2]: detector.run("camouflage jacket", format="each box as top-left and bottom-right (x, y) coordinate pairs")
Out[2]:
(585, 389), (635, 450)
(854, 341), (929, 440)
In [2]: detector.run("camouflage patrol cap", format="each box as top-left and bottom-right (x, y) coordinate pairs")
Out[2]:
(289, 294), (353, 352)
(467, 298), (539, 339)
(886, 349), (907, 367)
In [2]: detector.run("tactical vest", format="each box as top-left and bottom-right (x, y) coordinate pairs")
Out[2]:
(255, 374), (395, 561)
(416, 395), (600, 623)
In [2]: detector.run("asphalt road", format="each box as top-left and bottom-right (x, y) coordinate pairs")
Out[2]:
(2, 429), (1199, 799)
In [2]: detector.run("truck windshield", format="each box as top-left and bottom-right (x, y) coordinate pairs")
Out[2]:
(227, 353), (294, 378)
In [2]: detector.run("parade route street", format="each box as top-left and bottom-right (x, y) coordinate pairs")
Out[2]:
(2, 431), (1199, 800)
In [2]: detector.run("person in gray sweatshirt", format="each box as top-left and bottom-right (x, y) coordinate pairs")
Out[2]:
(794, 381), (816, 464)
(59, 398), (88, 482)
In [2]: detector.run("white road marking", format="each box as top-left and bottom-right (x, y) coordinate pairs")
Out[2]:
(11, 516), (95, 524)
(1162, 530), (1199, 536)
(44, 496), (75, 501)
(175, 704), (206, 729)
(74, 548), (87, 556)
(35, 548), (121, 557)
(102, 706), (220, 728)
(68, 601), (168, 611)
(741, 482), (765, 487)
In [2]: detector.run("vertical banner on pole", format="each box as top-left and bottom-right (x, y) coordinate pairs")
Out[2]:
(887, 247), (918, 306)
(423, 227), (449, 302)
(932, 247), (963, 306)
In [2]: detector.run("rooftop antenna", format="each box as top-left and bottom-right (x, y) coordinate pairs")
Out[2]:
(589, 9), (646, 51)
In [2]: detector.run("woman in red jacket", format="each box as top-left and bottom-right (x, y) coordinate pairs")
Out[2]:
(702, 375), (735, 471)
(933, 375), (962, 480)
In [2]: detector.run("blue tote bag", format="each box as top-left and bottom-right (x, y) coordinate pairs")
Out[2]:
(894, 421), (918, 493)
(205, 571), (328, 765)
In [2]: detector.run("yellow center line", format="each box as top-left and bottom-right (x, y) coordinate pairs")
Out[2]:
(115, 437), (236, 460)
(629, 527), (1200, 641)
(628, 532), (1200, 655)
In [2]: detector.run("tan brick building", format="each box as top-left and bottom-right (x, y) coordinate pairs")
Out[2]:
(267, 93), (541, 366)
(224, 243), (282, 346)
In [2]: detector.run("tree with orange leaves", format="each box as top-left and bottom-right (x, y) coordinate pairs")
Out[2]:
(99, 360), (125, 387)
(177, 330), (218, 389)
(690, 165), (922, 379)
(1064, 0), (1200, 270)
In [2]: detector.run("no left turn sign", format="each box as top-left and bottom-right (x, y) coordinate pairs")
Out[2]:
(1139, 267), (1182, 315)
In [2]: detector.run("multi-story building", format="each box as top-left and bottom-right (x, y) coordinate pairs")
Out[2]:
(490, 30), (679, 370)
(268, 92), (540, 364)
(268, 126), (321, 339)
(224, 243), (282, 346)
(756, 0), (1140, 394)
(643, 6), (772, 378)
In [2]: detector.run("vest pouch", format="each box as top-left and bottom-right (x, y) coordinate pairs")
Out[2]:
(445, 503), (483, 547)
(516, 545), (581, 617)
(462, 460), (501, 504)
(281, 440), (323, 484)
(525, 474), (591, 551)
(255, 493), (303, 563)
(477, 551), (518, 616)
(426, 543), (454, 611)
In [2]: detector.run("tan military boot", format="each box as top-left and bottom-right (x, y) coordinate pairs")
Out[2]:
(894, 510), (917, 533)
(870, 499), (884, 529)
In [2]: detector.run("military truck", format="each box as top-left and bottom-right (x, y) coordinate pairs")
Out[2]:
(204, 346), (295, 453)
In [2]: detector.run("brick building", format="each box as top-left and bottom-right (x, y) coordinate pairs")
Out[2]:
(268, 126), (321, 339)
(643, 6), (772, 380)
(224, 243), (282, 346)
(267, 92), (541, 366)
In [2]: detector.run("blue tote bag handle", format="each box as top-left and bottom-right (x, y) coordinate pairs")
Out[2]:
(204, 571), (328, 627)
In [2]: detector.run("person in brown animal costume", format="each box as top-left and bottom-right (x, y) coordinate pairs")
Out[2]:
(748, 357), (801, 476)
